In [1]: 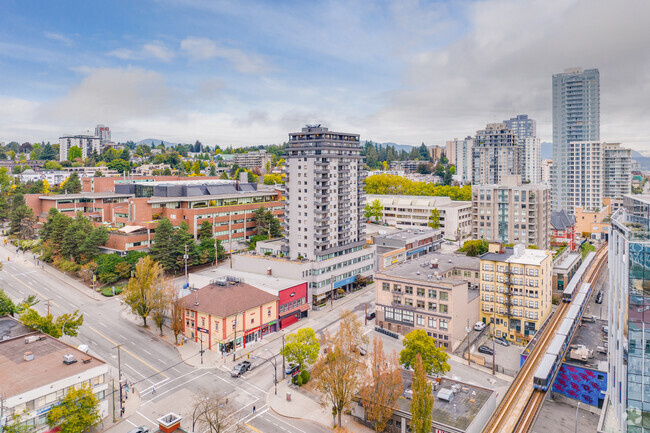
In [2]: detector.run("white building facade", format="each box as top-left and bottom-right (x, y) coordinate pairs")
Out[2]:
(59, 134), (101, 161)
(603, 142), (632, 201)
(522, 137), (541, 183)
(446, 137), (473, 184)
(567, 141), (603, 213)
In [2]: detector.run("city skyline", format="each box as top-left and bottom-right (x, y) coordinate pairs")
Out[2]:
(1, 0), (650, 156)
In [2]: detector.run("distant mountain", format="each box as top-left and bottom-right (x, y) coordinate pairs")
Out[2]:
(366, 141), (414, 152)
(631, 150), (650, 170)
(136, 138), (178, 147)
(541, 142), (552, 160)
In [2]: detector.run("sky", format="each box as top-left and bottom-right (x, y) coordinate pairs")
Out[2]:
(1, 0), (649, 155)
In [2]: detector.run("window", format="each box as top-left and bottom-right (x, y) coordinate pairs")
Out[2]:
(428, 317), (437, 328)
(393, 296), (401, 305)
(405, 298), (413, 307)
(428, 290), (437, 299)
(215, 322), (219, 331)
(439, 304), (448, 313)
(440, 319), (448, 330)
(417, 288), (425, 297)
(393, 284), (402, 293)
(232, 321), (236, 330)
(428, 302), (437, 312)
(405, 286), (413, 295)
(417, 300), (425, 309)
(440, 292), (449, 301)
(382, 282), (390, 291)
(417, 315), (425, 326)
(268, 309), (272, 317)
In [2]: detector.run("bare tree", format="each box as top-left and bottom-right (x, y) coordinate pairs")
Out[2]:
(313, 310), (368, 428)
(360, 336), (403, 432)
(192, 392), (247, 433)
(151, 278), (172, 336)
(170, 286), (184, 344)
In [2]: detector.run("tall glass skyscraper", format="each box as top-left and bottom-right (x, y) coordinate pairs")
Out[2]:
(552, 67), (600, 212)
(609, 195), (650, 432)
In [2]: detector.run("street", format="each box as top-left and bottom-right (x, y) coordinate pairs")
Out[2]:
(0, 244), (370, 433)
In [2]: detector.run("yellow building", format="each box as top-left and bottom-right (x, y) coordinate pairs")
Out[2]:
(180, 281), (279, 354)
(479, 243), (553, 345)
(575, 205), (610, 240)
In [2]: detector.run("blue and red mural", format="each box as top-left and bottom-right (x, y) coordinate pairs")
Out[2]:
(552, 363), (607, 407)
(520, 354), (607, 407)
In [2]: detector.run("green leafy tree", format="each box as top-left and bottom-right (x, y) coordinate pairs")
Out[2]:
(47, 383), (100, 433)
(9, 193), (36, 239)
(399, 329), (450, 376)
(209, 164), (217, 176)
(44, 160), (63, 170)
(263, 173), (283, 185)
(219, 171), (229, 180)
(0, 289), (37, 317)
(67, 146), (82, 161)
(410, 354), (434, 433)
(459, 239), (489, 257)
(108, 158), (130, 173)
(428, 208), (441, 229)
(19, 308), (84, 337)
(174, 221), (199, 268)
(281, 328), (320, 369)
(364, 199), (383, 222)
(253, 206), (281, 238)
(40, 143), (57, 160)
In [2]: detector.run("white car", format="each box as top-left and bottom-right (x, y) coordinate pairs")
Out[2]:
(77, 344), (89, 353)
(474, 321), (487, 331)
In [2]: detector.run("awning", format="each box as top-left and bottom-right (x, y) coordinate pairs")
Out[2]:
(119, 225), (145, 234)
(280, 303), (310, 319)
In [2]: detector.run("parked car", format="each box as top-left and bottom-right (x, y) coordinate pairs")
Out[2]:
(478, 345), (494, 355)
(127, 427), (149, 433)
(494, 337), (510, 347)
(602, 325), (609, 334)
(595, 290), (604, 304)
(356, 345), (367, 357)
(285, 363), (300, 376)
(231, 361), (252, 377)
(366, 312), (376, 320)
(403, 388), (413, 400)
(474, 321), (487, 331)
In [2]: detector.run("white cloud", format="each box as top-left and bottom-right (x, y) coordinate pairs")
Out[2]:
(44, 32), (73, 46)
(180, 37), (270, 75)
(109, 41), (174, 62)
(41, 67), (172, 125)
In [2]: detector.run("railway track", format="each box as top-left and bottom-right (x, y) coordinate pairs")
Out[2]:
(482, 244), (608, 433)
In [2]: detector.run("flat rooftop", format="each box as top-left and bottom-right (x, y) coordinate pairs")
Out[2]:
(566, 317), (608, 371)
(554, 253), (581, 273)
(189, 268), (303, 293)
(39, 192), (133, 200)
(374, 228), (441, 244)
(481, 247), (551, 266)
(399, 372), (494, 431)
(0, 333), (106, 397)
(378, 252), (479, 284)
(0, 316), (33, 341)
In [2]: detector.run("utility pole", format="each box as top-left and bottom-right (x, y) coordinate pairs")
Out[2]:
(200, 333), (204, 365)
(466, 319), (471, 366)
(45, 298), (52, 316)
(184, 244), (188, 286)
(113, 345), (123, 416)
(330, 277), (334, 310)
(229, 213), (233, 269)
(232, 312), (239, 362)
(111, 379), (116, 422)
(282, 333), (286, 379)
(213, 214), (218, 267)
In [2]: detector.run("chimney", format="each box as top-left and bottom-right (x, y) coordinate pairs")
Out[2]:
(24, 351), (34, 362)
(157, 412), (183, 433)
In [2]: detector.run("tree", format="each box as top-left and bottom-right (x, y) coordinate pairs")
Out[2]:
(67, 146), (82, 161)
(313, 310), (368, 427)
(0, 289), (37, 317)
(253, 206), (281, 238)
(428, 208), (441, 229)
(150, 218), (177, 271)
(123, 256), (164, 327)
(410, 354), (434, 433)
(107, 158), (130, 173)
(62, 172), (82, 193)
(281, 327), (320, 369)
(170, 288), (184, 344)
(359, 336), (403, 432)
(459, 239), (489, 257)
(209, 164), (217, 176)
(47, 383), (100, 433)
(40, 143), (57, 160)
(19, 308), (84, 337)
(400, 329), (450, 376)
(192, 392), (247, 433)
(44, 160), (63, 170)
(219, 171), (229, 180)
(9, 193), (36, 239)
(151, 278), (172, 336)
(364, 199), (383, 222)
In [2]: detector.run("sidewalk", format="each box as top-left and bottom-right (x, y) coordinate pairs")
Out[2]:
(267, 379), (372, 433)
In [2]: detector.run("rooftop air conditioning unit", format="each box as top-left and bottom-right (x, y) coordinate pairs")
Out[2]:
(25, 336), (39, 344)
(63, 354), (77, 365)
(24, 352), (34, 362)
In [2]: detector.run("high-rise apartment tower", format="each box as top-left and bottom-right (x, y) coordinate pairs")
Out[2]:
(472, 123), (522, 185)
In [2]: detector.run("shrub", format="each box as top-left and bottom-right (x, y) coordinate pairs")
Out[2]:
(101, 286), (123, 297)
(300, 370), (310, 384)
(295, 375), (303, 386)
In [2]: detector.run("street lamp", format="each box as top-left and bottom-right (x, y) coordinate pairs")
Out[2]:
(264, 348), (278, 395)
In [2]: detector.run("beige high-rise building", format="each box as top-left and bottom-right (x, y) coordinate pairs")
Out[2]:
(471, 175), (550, 249)
(478, 243), (553, 346)
(541, 159), (553, 185)
(472, 123), (523, 185)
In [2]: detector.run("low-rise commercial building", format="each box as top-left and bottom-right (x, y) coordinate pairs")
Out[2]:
(472, 175), (550, 249)
(552, 252), (581, 292)
(375, 253), (480, 350)
(366, 194), (472, 240)
(0, 316), (109, 432)
(180, 280), (280, 353)
(372, 228), (443, 270)
(478, 243), (553, 346)
(575, 205), (610, 241)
